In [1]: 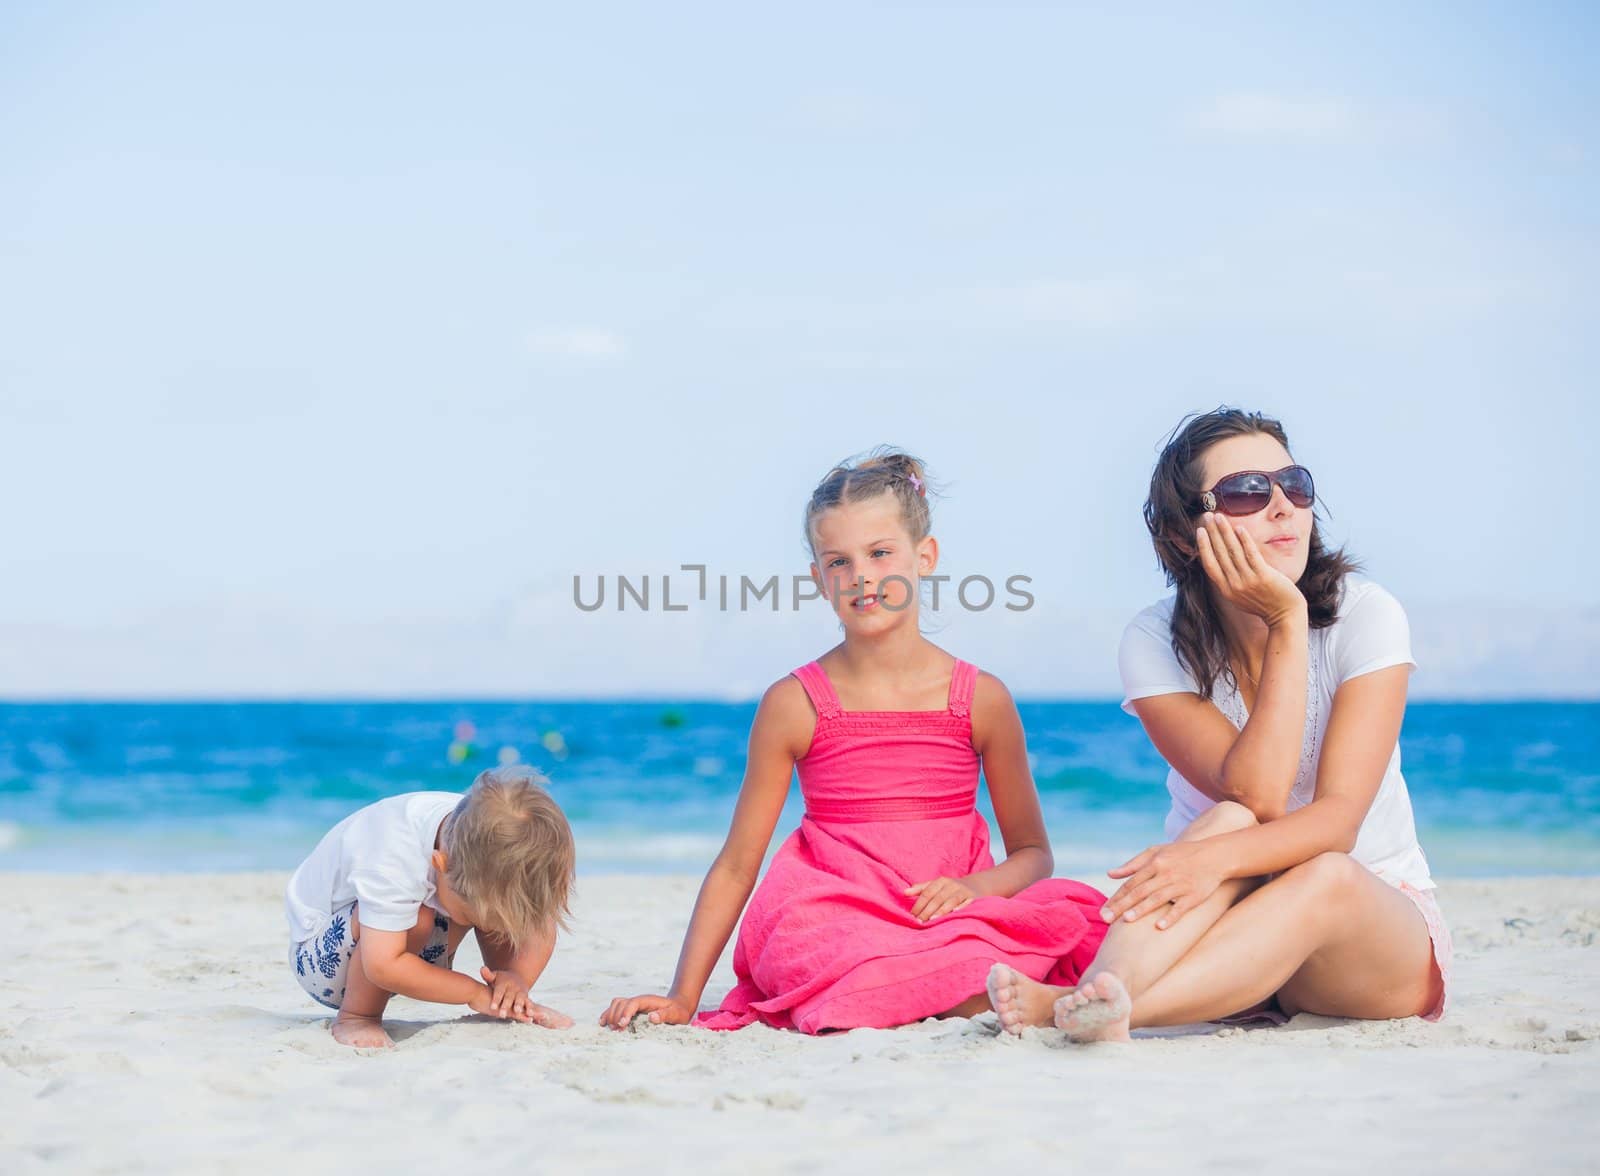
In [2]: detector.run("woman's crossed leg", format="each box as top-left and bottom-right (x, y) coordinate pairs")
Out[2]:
(990, 803), (1441, 1040)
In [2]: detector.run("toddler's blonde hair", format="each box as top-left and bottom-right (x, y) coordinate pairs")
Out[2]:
(443, 765), (575, 948)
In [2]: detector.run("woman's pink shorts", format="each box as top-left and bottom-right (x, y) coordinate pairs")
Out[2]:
(1398, 882), (1453, 1022)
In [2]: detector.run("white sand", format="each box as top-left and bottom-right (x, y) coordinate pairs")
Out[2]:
(3, 873), (1598, 1175)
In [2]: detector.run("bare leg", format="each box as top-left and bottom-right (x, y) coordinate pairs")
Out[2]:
(1083, 803), (1265, 996)
(990, 802), (1263, 1036)
(1055, 801), (1266, 1040)
(331, 905), (441, 1049)
(1121, 852), (1439, 1030)
(938, 992), (992, 1019)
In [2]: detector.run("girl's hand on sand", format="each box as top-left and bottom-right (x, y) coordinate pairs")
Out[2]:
(1195, 512), (1306, 628)
(904, 876), (978, 922)
(1102, 840), (1228, 930)
(598, 993), (694, 1031)
(468, 980), (533, 1022)
(480, 966), (532, 1020)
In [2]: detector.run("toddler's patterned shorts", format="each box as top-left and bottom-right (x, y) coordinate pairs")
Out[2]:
(290, 902), (452, 1010)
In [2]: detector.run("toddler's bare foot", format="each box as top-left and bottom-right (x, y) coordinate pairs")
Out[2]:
(986, 963), (1070, 1036)
(1053, 972), (1133, 1043)
(331, 1013), (394, 1049)
(528, 1003), (575, 1029)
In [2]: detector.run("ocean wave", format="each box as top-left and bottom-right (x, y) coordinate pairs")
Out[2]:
(574, 830), (727, 869)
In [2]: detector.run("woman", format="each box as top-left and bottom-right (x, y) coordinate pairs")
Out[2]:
(986, 408), (1451, 1040)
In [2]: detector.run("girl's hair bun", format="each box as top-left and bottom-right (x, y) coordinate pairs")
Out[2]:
(804, 446), (933, 550)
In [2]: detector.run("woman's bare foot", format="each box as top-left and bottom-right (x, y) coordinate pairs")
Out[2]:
(331, 1013), (394, 1049)
(1053, 972), (1133, 1043)
(986, 963), (1070, 1036)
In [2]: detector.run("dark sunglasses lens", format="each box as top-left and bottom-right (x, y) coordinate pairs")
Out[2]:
(1279, 467), (1315, 507)
(1216, 473), (1270, 515)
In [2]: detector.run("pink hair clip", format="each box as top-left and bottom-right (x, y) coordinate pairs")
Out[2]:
(908, 474), (924, 496)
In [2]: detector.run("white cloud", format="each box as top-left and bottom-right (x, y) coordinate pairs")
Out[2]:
(790, 89), (911, 134)
(977, 278), (1147, 330)
(1408, 603), (1600, 699)
(1338, 269), (1545, 321)
(693, 279), (1149, 334)
(528, 327), (627, 359)
(1553, 140), (1585, 166)
(1182, 94), (1449, 144)
(1185, 93), (1357, 139)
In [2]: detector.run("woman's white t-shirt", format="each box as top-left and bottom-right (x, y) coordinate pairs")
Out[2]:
(1117, 578), (1434, 890)
(284, 791), (462, 941)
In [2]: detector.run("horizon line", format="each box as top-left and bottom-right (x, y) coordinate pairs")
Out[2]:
(3, 693), (1596, 706)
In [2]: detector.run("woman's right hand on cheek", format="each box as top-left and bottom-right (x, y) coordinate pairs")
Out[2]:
(1195, 512), (1306, 628)
(598, 993), (694, 1031)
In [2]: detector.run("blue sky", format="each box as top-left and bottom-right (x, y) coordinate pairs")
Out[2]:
(2, 2), (1596, 698)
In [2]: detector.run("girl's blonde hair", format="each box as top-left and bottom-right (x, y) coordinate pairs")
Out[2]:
(804, 446), (932, 554)
(443, 766), (575, 948)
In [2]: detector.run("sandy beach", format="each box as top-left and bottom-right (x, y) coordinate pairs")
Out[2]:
(3, 872), (1597, 1174)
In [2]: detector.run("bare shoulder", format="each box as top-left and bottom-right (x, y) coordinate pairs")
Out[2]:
(760, 672), (811, 714)
(970, 670), (1021, 746)
(753, 673), (816, 757)
(972, 670), (1017, 712)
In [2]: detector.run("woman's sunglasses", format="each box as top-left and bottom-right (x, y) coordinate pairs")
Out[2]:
(1200, 464), (1315, 516)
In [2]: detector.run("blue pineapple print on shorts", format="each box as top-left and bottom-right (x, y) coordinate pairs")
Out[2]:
(317, 914), (348, 978)
(420, 912), (449, 965)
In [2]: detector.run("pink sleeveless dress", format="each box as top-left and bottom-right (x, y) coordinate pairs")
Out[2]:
(696, 659), (1109, 1034)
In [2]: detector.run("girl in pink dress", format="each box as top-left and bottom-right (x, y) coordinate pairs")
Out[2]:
(599, 450), (1108, 1034)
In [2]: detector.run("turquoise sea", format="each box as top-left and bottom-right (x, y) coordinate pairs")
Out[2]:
(1, 701), (1595, 877)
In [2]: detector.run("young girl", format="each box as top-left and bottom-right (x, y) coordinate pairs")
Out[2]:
(987, 409), (1451, 1040)
(599, 450), (1108, 1034)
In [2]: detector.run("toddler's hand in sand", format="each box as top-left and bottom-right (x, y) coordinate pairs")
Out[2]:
(479, 967), (533, 1020)
(474, 967), (573, 1028)
(1103, 840), (1228, 930)
(467, 974), (534, 1023)
(904, 876), (978, 921)
(598, 993), (694, 1031)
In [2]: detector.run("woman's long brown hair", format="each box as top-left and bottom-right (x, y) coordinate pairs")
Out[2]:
(1143, 408), (1359, 699)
